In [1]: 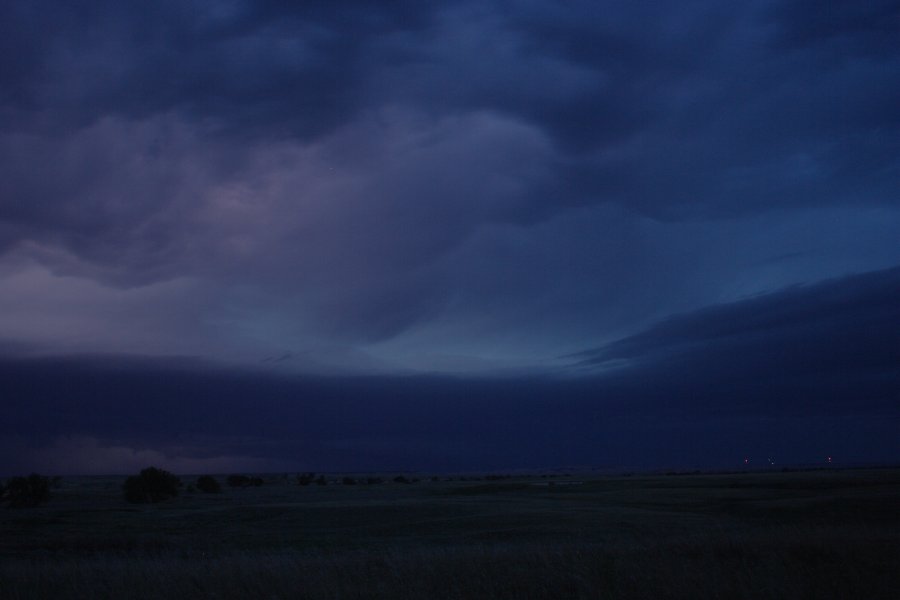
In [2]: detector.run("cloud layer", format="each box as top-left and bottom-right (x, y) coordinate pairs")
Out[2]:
(0, 1), (897, 472)
(2, 266), (897, 473)
(1, 1), (898, 370)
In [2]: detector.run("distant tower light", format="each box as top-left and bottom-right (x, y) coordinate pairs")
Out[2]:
(827, 456), (832, 463)
(743, 457), (749, 465)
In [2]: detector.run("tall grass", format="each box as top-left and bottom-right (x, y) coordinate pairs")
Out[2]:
(2, 529), (897, 599)
(2, 469), (897, 598)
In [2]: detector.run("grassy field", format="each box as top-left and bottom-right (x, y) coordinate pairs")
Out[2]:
(1, 468), (898, 599)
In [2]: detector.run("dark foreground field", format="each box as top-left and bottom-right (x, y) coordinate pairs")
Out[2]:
(1, 468), (898, 599)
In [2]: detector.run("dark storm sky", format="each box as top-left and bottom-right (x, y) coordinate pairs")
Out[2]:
(1, 1), (898, 474)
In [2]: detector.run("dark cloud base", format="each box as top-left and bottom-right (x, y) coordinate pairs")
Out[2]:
(0, 2), (897, 473)
(3, 266), (897, 475)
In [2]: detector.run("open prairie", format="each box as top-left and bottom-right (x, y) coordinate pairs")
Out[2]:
(1, 468), (898, 599)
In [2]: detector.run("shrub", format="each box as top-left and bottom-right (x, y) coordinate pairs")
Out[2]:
(393, 475), (410, 484)
(342, 476), (357, 485)
(315, 475), (327, 486)
(227, 474), (263, 487)
(6, 474), (51, 508)
(196, 475), (221, 493)
(227, 474), (251, 487)
(296, 473), (316, 486)
(123, 467), (181, 504)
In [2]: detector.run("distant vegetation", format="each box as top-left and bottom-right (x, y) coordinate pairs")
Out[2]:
(227, 475), (264, 488)
(1, 468), (897, 599)
(196, 475), (221, 494)
(123, 467), (182, 504)
(296, 472), (316, 486)
(3, 473), (51, 508)
(295, 473), (329, 486)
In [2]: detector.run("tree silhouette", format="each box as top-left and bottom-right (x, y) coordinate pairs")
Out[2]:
(123, 467), (182, 504)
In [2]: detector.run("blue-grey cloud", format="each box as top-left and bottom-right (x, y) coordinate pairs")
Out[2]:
(0, 0), (897, 368)
(573, 266), (900, 369)
(1, 266), (896, 474)
(569, 266), (900, 416)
